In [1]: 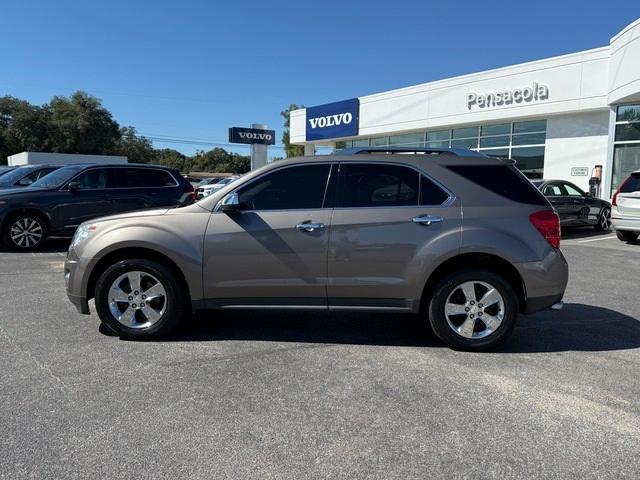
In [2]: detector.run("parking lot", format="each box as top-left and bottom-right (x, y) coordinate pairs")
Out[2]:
(1, 231), (639, 479)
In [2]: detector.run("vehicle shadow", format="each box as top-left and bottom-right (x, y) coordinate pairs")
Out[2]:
(0, 238), (70, 253)
(154, 303), (640, 353)
(561, 228), (612, 240)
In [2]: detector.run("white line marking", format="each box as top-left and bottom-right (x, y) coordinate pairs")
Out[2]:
(575, 234), (617, 243)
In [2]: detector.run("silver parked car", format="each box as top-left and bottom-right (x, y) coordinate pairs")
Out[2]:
(65, 148), (568, 350)
(612, 170), (640, 243)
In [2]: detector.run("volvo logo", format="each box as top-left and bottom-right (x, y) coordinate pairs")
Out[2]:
(466, 82), (549, 109)
(308, 112), (353, 129)
(238, 131), (273, 141)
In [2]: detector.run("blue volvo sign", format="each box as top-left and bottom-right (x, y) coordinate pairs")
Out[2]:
(306, 98), (359, 141)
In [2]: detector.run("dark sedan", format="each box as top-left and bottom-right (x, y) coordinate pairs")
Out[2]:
(533, 179), (611, 231)
(0, 164), (195, 250)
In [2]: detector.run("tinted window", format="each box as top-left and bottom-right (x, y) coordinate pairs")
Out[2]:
(621, 174), (640, 193)
(420, 175), (450, 205)
(26, 167), (58, 183)
(447, 165), (548, 206)
(115, 168), (177, 188)
(73, 169), (111, 189)
(237, 164), (330, 210)
(339, 164), (419, 208)
(543, 184), (562, 196)
(30, 165), (85, 188)
(562, 183), (583, 196)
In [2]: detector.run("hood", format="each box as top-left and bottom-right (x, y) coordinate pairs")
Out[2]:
(0, 186), (43, 196)
(91, 208), (170, 224)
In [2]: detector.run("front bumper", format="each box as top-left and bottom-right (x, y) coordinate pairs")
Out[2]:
(64, 254), (91, 315)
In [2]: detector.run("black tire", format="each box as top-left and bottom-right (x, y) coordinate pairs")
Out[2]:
(594, 207), (611, 231)
(2, 213), (49, 251)
(428, 269), (519, 351)
(94, 258), (187, 339)
(616, 230), (639, 243)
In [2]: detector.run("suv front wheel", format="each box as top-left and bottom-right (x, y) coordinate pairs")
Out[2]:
(428, 270), (518, 351)
(95, 258), (187, 339)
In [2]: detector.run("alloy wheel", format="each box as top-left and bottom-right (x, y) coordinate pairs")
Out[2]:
(444, 280), (505, 339)
(600, 209), (611, 231)
(108, 271), (168, 329)
(10, 217), (44, 248)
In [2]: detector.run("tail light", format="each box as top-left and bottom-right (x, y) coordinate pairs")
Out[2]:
(611, 178), (629, 206)
(529, 210), (561, 248)
(187, 183), (196, 202)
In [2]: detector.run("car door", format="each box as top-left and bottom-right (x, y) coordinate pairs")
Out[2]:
(52, 168), (114, 230)
(327, 162), (460, 309)
(202, 163), (334, 307)
(561, 181), (594, 225)
(544, 182), (581, 225)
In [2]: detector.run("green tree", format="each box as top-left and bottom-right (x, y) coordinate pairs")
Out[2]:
(113, 126), (154, 163)
(45, 91), (120, 154)
(0, 96), (48, 163)
(153, 148), (188, 171)
(280, 103), (305, 158)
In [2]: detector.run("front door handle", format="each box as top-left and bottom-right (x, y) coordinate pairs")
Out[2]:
(412, 215), (443, 226)
(296, 222), (325, 232)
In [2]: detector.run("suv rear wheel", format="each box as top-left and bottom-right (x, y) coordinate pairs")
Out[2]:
(94, 258), (187, 339)
(616, 230), (639, 243)
(2, 213), (48, 251)
(428, 270), (518, 351)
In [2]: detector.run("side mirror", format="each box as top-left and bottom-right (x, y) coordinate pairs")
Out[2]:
(220, 192), (241, 213)
(584, 191), (592, 198)
(67, 181), (81, 191)
(18, 178), (33, 186)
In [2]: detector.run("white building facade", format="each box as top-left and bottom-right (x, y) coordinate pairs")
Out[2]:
(290, 18), (640, 198)
(8, 152), (128, 166)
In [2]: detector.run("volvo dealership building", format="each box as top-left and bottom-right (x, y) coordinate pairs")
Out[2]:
(290, 18), (640, 198)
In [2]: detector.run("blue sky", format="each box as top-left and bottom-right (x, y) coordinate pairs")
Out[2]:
(1, 0), (638, 157)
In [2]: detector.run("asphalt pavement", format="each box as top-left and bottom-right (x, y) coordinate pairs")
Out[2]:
(1, 231), (639, 479)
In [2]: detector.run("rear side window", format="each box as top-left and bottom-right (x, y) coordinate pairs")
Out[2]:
(115, 168), (177, 188)
(337, 163), (449, 208)
(339, 164), (419, 208)
(237, 164), (331, 210)
(447, 165), (548, 205)
(621, 174), (640, 193)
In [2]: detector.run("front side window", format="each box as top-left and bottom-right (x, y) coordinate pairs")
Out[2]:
(236, 164), (331, 211)
(72, 169), (111, 189)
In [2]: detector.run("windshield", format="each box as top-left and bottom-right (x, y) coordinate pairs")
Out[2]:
(0, 167), (37, 187)
(0, 167), (15, 177)
(30, 165), (86, 189)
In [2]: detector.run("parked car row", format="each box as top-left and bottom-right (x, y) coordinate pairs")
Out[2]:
(195, 175), (240, 199)
(0, 164), (195, 250)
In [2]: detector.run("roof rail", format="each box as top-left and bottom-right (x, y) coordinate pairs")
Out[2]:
(336, 146), (487, 157)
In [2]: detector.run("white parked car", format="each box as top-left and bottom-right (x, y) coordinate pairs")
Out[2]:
(196, 176), (239, 199)
(612, 170), (640, 243)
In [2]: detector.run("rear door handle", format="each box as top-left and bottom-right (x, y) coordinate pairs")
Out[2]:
(295, 222), (325, 232)
(412, 215), (443, 226)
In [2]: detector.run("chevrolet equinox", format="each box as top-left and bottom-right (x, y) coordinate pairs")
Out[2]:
(65, 148), (568, 350)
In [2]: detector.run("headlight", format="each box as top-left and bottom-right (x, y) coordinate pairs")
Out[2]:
(69, 223), (98, 250)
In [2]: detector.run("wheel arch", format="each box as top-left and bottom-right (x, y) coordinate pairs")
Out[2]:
(1, 207), (52, 230)
(85, 247), (193, 312)
(420, 253), (527, 314)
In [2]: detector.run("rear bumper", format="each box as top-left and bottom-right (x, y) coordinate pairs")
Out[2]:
(612, 214), (640, 232)
(524, 293), (564, 314)
(515, 248), (568, 314)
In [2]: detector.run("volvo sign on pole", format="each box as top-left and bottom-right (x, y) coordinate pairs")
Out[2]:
(228, 125), (275, 170)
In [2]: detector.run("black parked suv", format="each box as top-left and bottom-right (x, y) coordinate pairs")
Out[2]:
(0, 164), (195, 250)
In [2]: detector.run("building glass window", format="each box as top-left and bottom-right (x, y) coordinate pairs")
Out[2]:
(332, 120), (547, 179)
(370, 136), (389, 146)
(612, 105), (640, 195)
(352, 138), (370, 147)
(512, 146), (544, 179)
(389, 133), (425, 146)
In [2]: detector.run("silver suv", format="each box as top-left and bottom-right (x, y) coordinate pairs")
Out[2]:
(65, 148), (568, 350)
